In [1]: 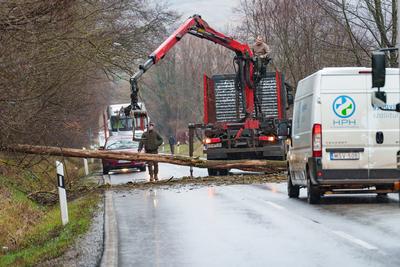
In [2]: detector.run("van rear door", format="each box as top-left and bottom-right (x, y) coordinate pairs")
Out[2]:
(366, 72), (400, 175)
(320, 73), (369, 170)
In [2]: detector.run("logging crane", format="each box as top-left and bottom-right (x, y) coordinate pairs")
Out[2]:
(127, 14), (257, 120)
(127, 14), (293, 176)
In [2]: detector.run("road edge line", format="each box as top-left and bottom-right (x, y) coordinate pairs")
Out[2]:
(332, 230), (378, 250)
(100, 191), (118, 267)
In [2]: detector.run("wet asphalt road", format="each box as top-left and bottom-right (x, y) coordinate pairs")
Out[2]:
(105, 164), (400, 267)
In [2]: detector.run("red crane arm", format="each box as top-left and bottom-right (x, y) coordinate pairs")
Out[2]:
(129, 14), (255, 116)
(151, 15), (253, 62)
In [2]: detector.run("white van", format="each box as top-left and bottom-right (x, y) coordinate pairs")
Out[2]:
(287, 67), (400, 204)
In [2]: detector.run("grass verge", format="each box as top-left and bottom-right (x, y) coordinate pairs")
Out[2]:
(161, 142), (204, 157)
(0, 188), (100, 267)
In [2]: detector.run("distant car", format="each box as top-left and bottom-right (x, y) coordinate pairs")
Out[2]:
(101, 137), (146, 174)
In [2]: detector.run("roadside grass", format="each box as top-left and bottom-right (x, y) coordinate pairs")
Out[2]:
(0, 154), (102, 194)
(0, 155), (102, 266)
(0, 192), (100, 267)
(161, 142), (204, 157)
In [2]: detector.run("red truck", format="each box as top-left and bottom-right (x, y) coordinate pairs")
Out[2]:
(126, 15), (293, 175)
(195, 70), (292, 175)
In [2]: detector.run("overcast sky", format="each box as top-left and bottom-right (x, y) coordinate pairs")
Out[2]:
(168, 0), (241, 29)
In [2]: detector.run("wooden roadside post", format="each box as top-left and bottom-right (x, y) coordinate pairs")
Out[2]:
(56, 161), (69, 226)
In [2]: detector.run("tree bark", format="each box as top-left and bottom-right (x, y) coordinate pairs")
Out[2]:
(1, 144), (287, 172)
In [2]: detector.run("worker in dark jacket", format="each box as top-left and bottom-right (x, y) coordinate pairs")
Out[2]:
(168, 135), (176, 155)
(138, 122), (163, 181)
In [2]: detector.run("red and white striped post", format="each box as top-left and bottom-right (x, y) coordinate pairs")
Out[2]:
(56, 161), (69, 225)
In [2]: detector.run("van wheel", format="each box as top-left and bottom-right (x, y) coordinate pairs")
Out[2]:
(103, 167), (109, 175)
(307, 178), (320, 204)
(287, 171), (299, 198)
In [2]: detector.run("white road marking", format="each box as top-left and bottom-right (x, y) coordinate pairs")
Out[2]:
(101, 191), (118, 267)
(265, 201), (286, 210)
(332, 230), (378, 250)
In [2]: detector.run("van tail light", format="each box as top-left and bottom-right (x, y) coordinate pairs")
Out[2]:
(204, 137), (221, 144)
(312, 124), (322, 157)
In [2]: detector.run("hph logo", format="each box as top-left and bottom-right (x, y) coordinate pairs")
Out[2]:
(333, 95), (356, 118)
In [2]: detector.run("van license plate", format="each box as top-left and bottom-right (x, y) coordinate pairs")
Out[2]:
(330, 152), (359, 160)
(118, 160), (130, 163)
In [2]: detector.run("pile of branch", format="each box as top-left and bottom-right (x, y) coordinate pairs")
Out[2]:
(1, 144), (287, 172)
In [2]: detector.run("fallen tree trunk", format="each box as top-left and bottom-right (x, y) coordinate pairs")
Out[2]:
(1, 144), (287, 172)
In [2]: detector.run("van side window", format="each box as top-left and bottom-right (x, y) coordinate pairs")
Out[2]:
(293, 96), (312, 135)
(293, 100), (301, 134)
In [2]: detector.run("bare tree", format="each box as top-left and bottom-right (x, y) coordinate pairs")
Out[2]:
(234, 0), (399, 87)
(139, 35), (235, 137)
(0, 0), (177, 148)
(317, 0), (398, 66)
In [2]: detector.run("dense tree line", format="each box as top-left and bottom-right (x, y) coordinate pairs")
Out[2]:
(0, 0), (177, 147)
(1, 1), (397, 144)
(236, 0), (397, 84)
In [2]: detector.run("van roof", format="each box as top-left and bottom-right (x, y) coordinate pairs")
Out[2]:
(298, 67), (399, 85)
(319, 67), (399, 75)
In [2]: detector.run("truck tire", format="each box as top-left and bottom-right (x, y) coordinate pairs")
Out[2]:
(307, 177), (320, 204)
(139, 166), (146, 172)
(287, 171), (299, 198)
(218, 169), (229, 176)
(208, 168), (228, 176)
(208, 168), (218, 176)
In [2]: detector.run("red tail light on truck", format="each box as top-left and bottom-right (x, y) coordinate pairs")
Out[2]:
(258, 135), (276, 142)
(204, 137), (221, 144)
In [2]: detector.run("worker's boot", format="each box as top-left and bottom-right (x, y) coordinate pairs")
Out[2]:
(147, 163), (154, 182)
(148, 167), (154, 182)
(154, 163), (159, 181)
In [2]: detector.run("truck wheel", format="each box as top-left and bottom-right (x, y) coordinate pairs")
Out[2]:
(307, 178), (320, 204)
(218, 169), (229, 176)
(208, 168), (228, 176)
(103, 167), (109, 175)
(208, 168), (218, 176)
(139, 166), (146, 172)
(287, 171), (299, 198)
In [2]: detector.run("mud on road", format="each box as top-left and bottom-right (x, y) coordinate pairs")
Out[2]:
(105, 172), (287, 191)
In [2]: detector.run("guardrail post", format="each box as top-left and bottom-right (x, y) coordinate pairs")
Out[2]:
(56, 161), (69, 225)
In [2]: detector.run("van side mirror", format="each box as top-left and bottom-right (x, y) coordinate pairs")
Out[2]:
(372, 51), (386, 88)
